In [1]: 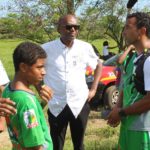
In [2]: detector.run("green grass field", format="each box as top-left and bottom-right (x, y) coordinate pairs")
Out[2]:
(0, 39), (119, 150)
(0, 39), (23, 80)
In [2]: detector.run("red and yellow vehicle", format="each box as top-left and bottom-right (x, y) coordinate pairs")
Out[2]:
(86, 55), (119, 109)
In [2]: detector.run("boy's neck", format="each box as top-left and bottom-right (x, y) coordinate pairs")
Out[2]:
(11, 76), (34, 94)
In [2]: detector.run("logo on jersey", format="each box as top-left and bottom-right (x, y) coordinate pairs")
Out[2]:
(24, 109), (38, 128)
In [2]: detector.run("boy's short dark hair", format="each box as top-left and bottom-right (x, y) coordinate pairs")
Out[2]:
(103, 41), (109, 46)
(13, 41), (47, 72)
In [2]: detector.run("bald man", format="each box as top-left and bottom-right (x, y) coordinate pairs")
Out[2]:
(42, 14), (102, 150)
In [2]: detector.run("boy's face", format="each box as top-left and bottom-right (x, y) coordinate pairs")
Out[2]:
(24, 58), (46, 86)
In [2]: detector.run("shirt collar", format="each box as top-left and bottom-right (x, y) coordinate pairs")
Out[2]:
(58, 38), (66, 49)
(58, 38), (76, 49)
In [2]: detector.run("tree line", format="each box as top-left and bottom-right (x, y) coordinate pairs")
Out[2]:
(0, 0), (149, 50)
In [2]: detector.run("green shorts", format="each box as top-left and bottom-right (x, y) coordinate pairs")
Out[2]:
(118, 125), (150, 150)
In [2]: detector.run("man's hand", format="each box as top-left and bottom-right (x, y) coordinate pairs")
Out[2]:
(107, 107), (121, 127)
(87, 89), (96, 102)
(0, 98), (17, 116)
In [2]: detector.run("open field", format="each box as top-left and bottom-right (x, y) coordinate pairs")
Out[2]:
(0, 39), (119, 150)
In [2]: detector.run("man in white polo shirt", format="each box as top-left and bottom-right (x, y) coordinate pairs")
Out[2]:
(42, 14), (102, 150)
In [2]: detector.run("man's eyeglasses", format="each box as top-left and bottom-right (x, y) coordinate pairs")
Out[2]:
(65, 25), (80, 31)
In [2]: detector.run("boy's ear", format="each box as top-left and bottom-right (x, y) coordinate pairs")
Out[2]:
(19, 63), (27, 72)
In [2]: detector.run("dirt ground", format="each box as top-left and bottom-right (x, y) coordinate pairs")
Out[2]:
(0, 128), (12, 149)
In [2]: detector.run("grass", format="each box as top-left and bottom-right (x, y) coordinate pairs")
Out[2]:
(63, 111), (119, 150)
(91, 39), (119, 55)
(0, 39), (23, 80)
(0, 39), (119, 150)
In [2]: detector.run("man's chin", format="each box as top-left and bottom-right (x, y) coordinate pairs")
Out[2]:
(68, 37), (75, 41)
(68, 35), (76, 39)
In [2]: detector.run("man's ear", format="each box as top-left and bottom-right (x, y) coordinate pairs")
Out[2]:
(19, 63), (28, 73)
(140, 27), (147, 35)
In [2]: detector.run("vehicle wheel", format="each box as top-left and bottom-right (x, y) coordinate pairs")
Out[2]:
(103, 85), (119, 109)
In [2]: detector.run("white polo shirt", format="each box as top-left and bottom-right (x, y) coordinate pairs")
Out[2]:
(0, 60), (9, 86)
(42, 39), (99, 118)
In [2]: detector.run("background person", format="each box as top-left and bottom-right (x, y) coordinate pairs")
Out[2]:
(0, 60), (11, 132)
(102, 40), (117, 60)
(2, 42), (53, 150)
(42, 14), (102, 150)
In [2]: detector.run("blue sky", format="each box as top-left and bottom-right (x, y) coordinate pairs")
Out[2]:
(0, 0), (9, 17)
(0, 0), (150, 17)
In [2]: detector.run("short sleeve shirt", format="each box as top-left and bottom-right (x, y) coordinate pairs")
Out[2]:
(144, 56), (150, 91)
(42, 39), (99, 118)
(2, 84), (53, 150)
(0, 60), (9, 86)
(122, 53), (150, 131)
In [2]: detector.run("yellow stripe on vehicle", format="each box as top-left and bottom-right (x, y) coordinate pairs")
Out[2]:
(100, 76), (116, 81)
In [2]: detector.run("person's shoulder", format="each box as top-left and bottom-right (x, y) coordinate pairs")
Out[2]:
(12, 90), (29, 100)
(41, 39), (59, 49)
(15, 92), (38, 111)
(75, 39), (92, 47)
(13, 90), (34, 103)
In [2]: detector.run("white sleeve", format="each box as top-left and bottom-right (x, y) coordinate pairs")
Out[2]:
(0, 60), (9, 86)
(144, 56), (150, 91)
(86, 44), (99, 70)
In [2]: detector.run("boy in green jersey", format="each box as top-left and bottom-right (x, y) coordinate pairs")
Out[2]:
(2, 42), (53, 150)
(107, 12), (150, 150)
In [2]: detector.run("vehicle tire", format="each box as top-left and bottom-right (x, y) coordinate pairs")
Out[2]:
(103, 85), (119, 109)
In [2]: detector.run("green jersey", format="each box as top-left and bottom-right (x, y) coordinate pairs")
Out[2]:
(2, 84), (53, 150)
(121, 52), (143, 129)
(118, 52), (150, 150)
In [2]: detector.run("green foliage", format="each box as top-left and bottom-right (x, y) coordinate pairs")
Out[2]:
(0, 14), (19, 39)
(0, 0), (127, 45)
(1, 0), (150, 46)
(0, 39), (23, 80)
(79, 0), (127, 50)
(91, 39), (118, 55)
(0, 0), (85, 43)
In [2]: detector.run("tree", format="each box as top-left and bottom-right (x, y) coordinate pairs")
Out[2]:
(1, 0), (150, 49)
(79, 0), (127, 51)
(66, 0), (84, 14)
(1, 0), (85, 43)
(0, 14), (20, 39)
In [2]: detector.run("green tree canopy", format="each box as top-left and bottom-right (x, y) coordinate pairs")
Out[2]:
(0, 0), (150, 50)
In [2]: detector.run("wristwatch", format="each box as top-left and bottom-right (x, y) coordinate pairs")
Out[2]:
(118, 109), (127, 118)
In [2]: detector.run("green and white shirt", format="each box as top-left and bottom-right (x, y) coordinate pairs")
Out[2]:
(2, 84), (53, 150)
(122, 53), (150, 131)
